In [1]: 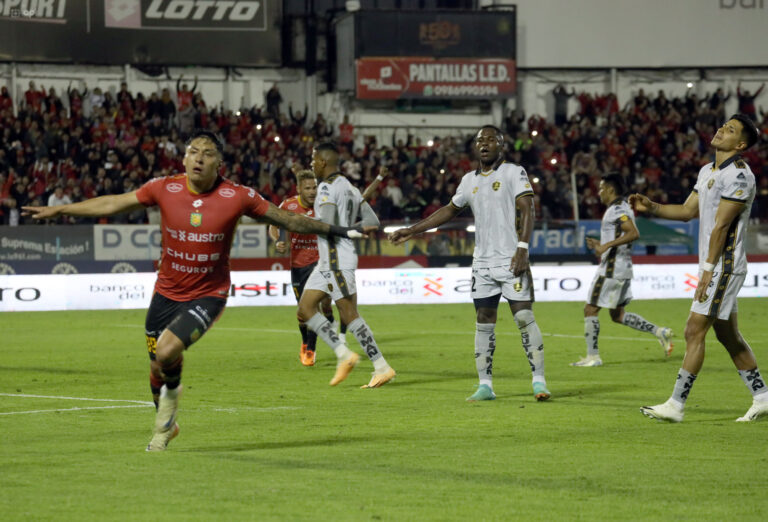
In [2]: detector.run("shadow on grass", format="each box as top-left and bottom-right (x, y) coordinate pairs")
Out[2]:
(0, 366), (94, 375)
(183, 435), (376, 453)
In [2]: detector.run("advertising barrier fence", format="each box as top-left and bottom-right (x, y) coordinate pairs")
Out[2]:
(2, 263), (767, 312)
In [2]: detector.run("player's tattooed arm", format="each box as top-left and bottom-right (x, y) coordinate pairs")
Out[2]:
(629, 191), (699, 221)
(511, 194), (534, 275)
(261, 203), (373, 238)
(22, 191), (144, 219)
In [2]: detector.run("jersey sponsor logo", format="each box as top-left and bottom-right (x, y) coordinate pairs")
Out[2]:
(492, 181), (501, 191)
(737, 172), (746, 179)
(733, 189), (744, 197)
(219, 187), (236, 198)
(167, 182), (184, 193)
(190, 212), (202, 227)
(165, 227), (225, 242)
(192, 199), (203, 208)
(166, 247), (221, 262)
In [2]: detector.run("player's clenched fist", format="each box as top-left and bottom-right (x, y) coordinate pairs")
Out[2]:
(388, 227), (413, 245)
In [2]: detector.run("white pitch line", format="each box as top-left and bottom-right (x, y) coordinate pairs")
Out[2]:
(0, 404), (150, 416)
(0, 393), (153, 405)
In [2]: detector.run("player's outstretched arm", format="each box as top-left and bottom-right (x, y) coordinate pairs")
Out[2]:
(22, 191), (143, 220)
(388, 203), (462, 245)
(261, 203), (374, 238)
(629, 192), (698, 222)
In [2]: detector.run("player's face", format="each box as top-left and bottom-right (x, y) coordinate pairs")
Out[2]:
(597, 180), (613, 205)
(474, 129), (502, 165)
(310, 149), (324, 177)
(711, 119), (746, 152)
(183, 137), (221, 188)
(298, 178), (318, 205)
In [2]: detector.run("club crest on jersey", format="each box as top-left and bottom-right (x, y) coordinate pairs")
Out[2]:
(193, 199), (203, 208)
(492, 181), (501, 191)
(190, 212), (203, 227)
(472, 187), (479, 194)
(707, 178), (715, 189)
(514, 281), (522, 293)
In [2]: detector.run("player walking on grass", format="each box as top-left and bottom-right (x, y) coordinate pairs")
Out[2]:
(389, 125), (550, 402)
(270, 167), (390, 367)
(296, 142), (396, 388)
(22, 130), (370, 451)
(631, 114), (768, 423)
(572, 172), (674, 367)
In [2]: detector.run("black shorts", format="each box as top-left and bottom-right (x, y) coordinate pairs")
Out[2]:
(291, 263), (317, 302)
(144, 292), (227, 360)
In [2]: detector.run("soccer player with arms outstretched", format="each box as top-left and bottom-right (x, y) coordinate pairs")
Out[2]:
(631, 114), (768, 422)
(296, 142), (396, 389)
(572, 172), (674, 367)
(390, 125), (551, 402)
(22, 130), (371, 450)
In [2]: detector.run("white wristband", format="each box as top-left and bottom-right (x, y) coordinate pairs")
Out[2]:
(517, 242), (529, 250)
(347, 229), (365, 239)
(376, 175), (385, 181)
(701, 262), (715, 272)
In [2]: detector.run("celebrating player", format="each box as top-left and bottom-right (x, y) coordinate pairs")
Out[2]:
(631, 114), (768, 422)
(22, 130), (370, 451)
(389, 125), (551, 402)
(572, 172), (674, 367)
(296, 142), (396, 388)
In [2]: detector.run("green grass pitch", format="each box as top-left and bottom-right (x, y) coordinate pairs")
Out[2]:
(2, 299), (768, 520)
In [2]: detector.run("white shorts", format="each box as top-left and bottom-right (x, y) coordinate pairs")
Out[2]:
(304, 266), (357, 301)
(587, 274), (633, 309)
(690, 271), (744, 320)
(471, 266), (534, 302)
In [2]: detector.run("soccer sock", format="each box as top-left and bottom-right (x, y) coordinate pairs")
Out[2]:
(307, 330), (318, 351)
(514, 309), (546, 382)
(298, 323), (308, 344)
(306, 313), (352, 359)
(323, 311), (335, 325)
(475, 323), (496, 388)
(149, 372), (163, 410)
(738, 368), (768, 400)
(161, 355), (183, 390)
(621, 312), (658, 335)
(584, 316), (600, 356)
(340, 321), (347, 334)
(348, 317), (389, 372)
(670, 368), (697, 407)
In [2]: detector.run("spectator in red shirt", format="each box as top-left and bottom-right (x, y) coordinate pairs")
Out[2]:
(339, 115), (355, 151)
(175, 75), (197, 111)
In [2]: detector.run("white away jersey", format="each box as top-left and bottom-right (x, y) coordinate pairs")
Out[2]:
(693, 156), (755, 275)
(451, 162), (534, 268)
(315, 173), (363, 270)
(597, 198), (635, 279)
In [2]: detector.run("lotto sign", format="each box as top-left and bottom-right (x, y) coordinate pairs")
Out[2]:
(356, 58), (516, 100)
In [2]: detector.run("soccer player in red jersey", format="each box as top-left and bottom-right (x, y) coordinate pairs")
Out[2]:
(22, 130), (370, 452)
(269, 169), (336, 366)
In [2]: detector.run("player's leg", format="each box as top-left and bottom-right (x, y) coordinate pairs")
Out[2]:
(337, 276), (395, 389)
(147, 296), (225, 451)
(298, 268), (359, 385)
(573, 302), (602, 366)
(500, 267), (549, 401)
(612, 280), (674, 355)
(641, 311), (713, 422)
(467, 295), (500, 401)
(713, 313), (768, 421)
(291, 267), (310, 362)
(145, 293), (182, 409)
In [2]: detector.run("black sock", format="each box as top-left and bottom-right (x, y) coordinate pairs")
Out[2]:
(340, 321), (347, 334)
(299, 323), (308, 344)
(307, 330), (318, 351)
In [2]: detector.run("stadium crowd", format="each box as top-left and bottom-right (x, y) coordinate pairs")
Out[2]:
(1, 80), (767, 226)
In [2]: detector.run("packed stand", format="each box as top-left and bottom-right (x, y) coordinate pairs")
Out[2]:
(0, 80), (766, 227)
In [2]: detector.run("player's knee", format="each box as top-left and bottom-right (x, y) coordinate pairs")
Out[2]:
(476, 308), (496, 324)
(683, 323), (705, 345)
(609, 310), (623, 323)
(513, 309), (535, 329)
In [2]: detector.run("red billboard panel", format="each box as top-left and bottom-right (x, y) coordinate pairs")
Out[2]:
(356, 58), (516, 100)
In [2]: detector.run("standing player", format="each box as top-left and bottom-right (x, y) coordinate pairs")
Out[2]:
(22, 130), (370, 450)
(269, 170), (336, 366)
(390, 125), (551, 402)
(296, 142), (396, 388)
(270, 167), (390, 366)
(631, 114), (768, 422)
(572, 172), (674, 367)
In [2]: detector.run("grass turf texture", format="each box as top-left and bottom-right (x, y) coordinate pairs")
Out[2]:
(2, 299), (768, 521)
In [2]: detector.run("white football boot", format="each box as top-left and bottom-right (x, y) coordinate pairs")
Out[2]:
(571, 354), (603, 367)
(640, 398), (684, 423)
(736, 398), (768, 422)
(146, 384), (182, 451)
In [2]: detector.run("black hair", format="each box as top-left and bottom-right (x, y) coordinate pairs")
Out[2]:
(186, 130), (224, 155)
(601, 172), (626, 196)
(729, 113), (759, 150)
(314, 141), (339, 154)
(477, 125), (505, 142)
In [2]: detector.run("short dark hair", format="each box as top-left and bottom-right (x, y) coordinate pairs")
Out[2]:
(601, 172), (626, 196)
(477, 125), (505, 141)
(314, 141), (339, 154)
(729, 113), (759, 150)
(186, 130), (223, 155)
